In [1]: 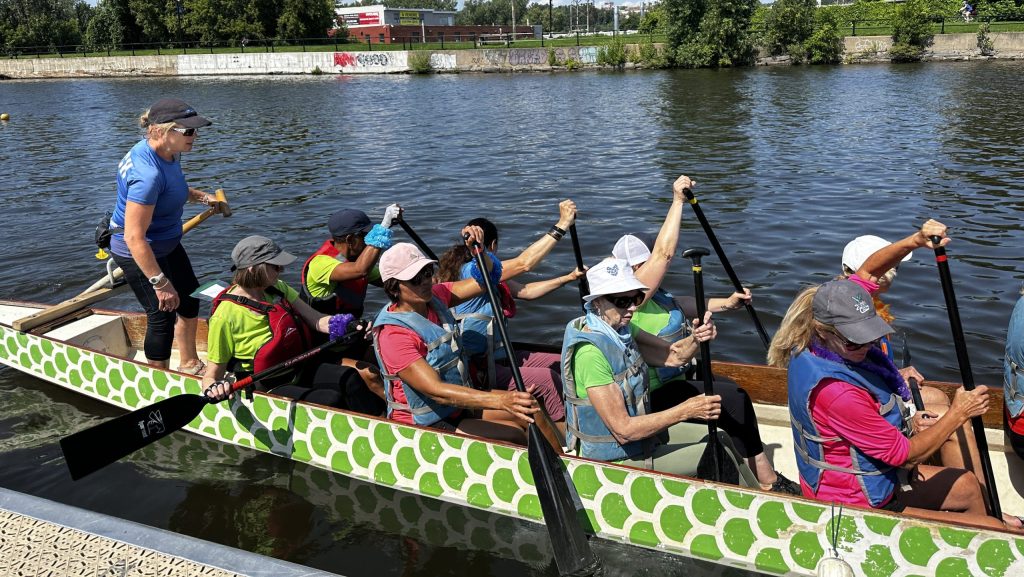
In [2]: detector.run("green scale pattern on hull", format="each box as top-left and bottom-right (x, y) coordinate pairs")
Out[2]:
(2, 323), (1023, 577)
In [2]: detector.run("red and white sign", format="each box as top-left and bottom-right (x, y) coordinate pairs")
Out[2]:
(358, 12), (380, 25)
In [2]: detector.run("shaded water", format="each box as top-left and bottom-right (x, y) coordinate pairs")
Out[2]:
(1, 62), (1023, 574)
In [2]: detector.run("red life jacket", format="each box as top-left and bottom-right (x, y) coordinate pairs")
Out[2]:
(211, 285), (313, 377)
(299, 239), (369, 317)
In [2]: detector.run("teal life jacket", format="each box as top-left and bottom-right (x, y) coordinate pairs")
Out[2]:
(373, 297), (472, 426)
(561, 316), (656, 462)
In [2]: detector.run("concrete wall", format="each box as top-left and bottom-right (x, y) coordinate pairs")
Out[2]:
(3, 32), (1024, 79)
(842, 32), (1024, 61)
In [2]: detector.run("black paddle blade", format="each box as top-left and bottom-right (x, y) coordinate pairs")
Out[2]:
(60, 393), (210, 480)
(527, 425), (599, 577)
(696, 434), (740, 485)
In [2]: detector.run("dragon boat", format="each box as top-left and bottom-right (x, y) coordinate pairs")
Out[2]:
(2, 299), (1023, 577)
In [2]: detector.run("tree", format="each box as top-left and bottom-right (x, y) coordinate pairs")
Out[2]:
(761, 0), (816, 57)
(665, 0), (758, 68)
(277, 0), (334, 39)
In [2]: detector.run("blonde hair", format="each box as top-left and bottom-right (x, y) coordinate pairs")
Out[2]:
(232, 263), (276, 290)
(139, 110), (175, 137)
(767, 286), (824, 368)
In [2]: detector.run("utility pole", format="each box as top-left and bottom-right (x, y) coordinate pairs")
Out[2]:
(511, 0), (516, 44)
(174, 0), (184, 47)
(548, 0), (553, 37)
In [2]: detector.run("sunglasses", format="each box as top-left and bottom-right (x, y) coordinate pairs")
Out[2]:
(406, 265), (435, 286)
(830, 329), (880, 351)
(607, 292), (644, 310)
(171, 127), (198, 137)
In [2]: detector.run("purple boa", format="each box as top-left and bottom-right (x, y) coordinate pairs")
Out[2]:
(809, 340), (911, 402)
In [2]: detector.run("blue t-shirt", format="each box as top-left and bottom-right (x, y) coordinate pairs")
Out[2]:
(110, 139), (188, 258)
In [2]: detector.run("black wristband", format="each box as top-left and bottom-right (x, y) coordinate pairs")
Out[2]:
(548, 226), (565, 241)
(551, 225), (567, 236)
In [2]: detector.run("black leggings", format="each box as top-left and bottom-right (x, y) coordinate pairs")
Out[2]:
(112, 244), (199, 362)
(651, 376), (765, 459)
(256, 362), (385, 416)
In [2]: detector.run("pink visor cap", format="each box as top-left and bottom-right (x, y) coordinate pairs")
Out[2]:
(379, 242), (436, 281)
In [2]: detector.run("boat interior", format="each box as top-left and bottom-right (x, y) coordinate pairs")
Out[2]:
(3, 299), (1023, 516)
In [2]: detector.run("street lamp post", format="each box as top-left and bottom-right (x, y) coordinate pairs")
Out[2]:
(174, 0), (184, 49)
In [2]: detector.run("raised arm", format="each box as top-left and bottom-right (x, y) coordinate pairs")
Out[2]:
(856, 219), (950, 284)
(500, 199), (577, 280)
(508, 267), (585, 301)
(633, 175), (692, 303)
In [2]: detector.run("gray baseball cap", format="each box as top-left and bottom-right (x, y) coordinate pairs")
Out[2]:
(231, 235), (296, 271)
(813, 279), (893, 344)
(147, 98), (212, 128)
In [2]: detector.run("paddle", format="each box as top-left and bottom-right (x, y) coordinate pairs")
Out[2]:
(466, 234), (598, 577)
(59, 328), (360, 481)
(899, 333), (926, 411)
(929, 236), (1001, 519)
(13, 189), (231, 333)
(395, 218), (439, 261)
(681, 188), (771, 350)
(568, 224), (589, 312)
(682, 247), (740, 485)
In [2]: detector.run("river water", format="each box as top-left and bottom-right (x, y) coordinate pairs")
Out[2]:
(1, 63), (1023, 575)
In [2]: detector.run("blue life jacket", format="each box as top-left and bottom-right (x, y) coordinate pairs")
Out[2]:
(645, 289), (694, 384)
(1004, 295), (1024, 419)
(452, 272), (514, 387)
(788, 349), (910, 508)
(372, 297), (472, 426)
(561, 317), (655, 462)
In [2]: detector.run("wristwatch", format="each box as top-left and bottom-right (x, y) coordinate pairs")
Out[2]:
(148, 272), (166, 286)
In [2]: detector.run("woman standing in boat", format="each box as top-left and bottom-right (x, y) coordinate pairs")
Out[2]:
(561, 257), (756, 483)
(373, 235), (540, 443)
(435, 199), (583, 436)
(108, 98), (221, 373)
(768, 279), (1023, 531)
(608, 174), (798, 494)
(204, 236), (382, 413)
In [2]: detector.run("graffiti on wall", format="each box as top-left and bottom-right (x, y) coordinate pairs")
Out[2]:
(334, 52), (401, 70)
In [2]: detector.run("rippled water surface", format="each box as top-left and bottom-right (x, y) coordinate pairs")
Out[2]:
(2, 63), (1023, 575)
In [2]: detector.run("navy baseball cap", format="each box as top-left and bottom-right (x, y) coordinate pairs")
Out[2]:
(329, 209), (373, 238)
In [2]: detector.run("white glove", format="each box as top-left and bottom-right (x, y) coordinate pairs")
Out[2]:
(381, 204), (402, 228)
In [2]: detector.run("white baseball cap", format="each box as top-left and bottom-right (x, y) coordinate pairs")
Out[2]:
(612, 234), (652, 267)
(584, 258), (649, 302)
(841, 235), (912, 273)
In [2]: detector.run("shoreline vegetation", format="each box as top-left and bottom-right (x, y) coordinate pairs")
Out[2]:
(3, 0), (1024, 75)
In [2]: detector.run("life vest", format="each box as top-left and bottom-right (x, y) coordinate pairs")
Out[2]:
(561, 316), (655, 462)
(299, 240), (369, 317)
(210, 285), (313, 382)
(372, 296), (472, 426)
(788, 349), (911, 508)
(1003, 295), (1024, 421)
(454, 280), (516, 387)
(640, 289), (694, 384)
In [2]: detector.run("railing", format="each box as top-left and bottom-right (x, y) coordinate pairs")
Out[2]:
(846, 18), (1024, 36)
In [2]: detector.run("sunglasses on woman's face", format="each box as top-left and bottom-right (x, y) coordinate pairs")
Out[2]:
(171, 127), (197, 137)
(407, 266), (435, 286)
(831, 330), (880, 351)
(607, 291), (644, 310)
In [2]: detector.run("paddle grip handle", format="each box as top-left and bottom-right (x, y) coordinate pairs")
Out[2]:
(683, 188), (772, 350)
(930, 236), (1001, 519)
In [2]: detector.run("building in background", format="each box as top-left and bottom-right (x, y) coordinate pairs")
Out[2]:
(335, 4), (537, 45)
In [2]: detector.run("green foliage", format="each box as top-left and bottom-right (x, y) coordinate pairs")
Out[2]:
(636, 35), (669, 68)
(981, 0), (1024, 20)
(456, 0), (529, 26)
(84, 2), (125, 50)
(889, 42), (926, 62)
(667, 0), (759, 68)
(803, 16), (843, 64)
(597, 36), (626, 67)
(276, 0), (334, 40)
(761, 0), (816, 57)
(547, 46), (559, 66)
(407, 50), (433, 73)
(638, 4), (666, 34)
(564, 57), (580, 70)
(977, 20), (994, 54)
(891, 0), (934, 53)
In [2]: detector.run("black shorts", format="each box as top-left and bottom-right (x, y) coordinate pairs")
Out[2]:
(429, 412), (465, 432)
(879, 494), (907, 513)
